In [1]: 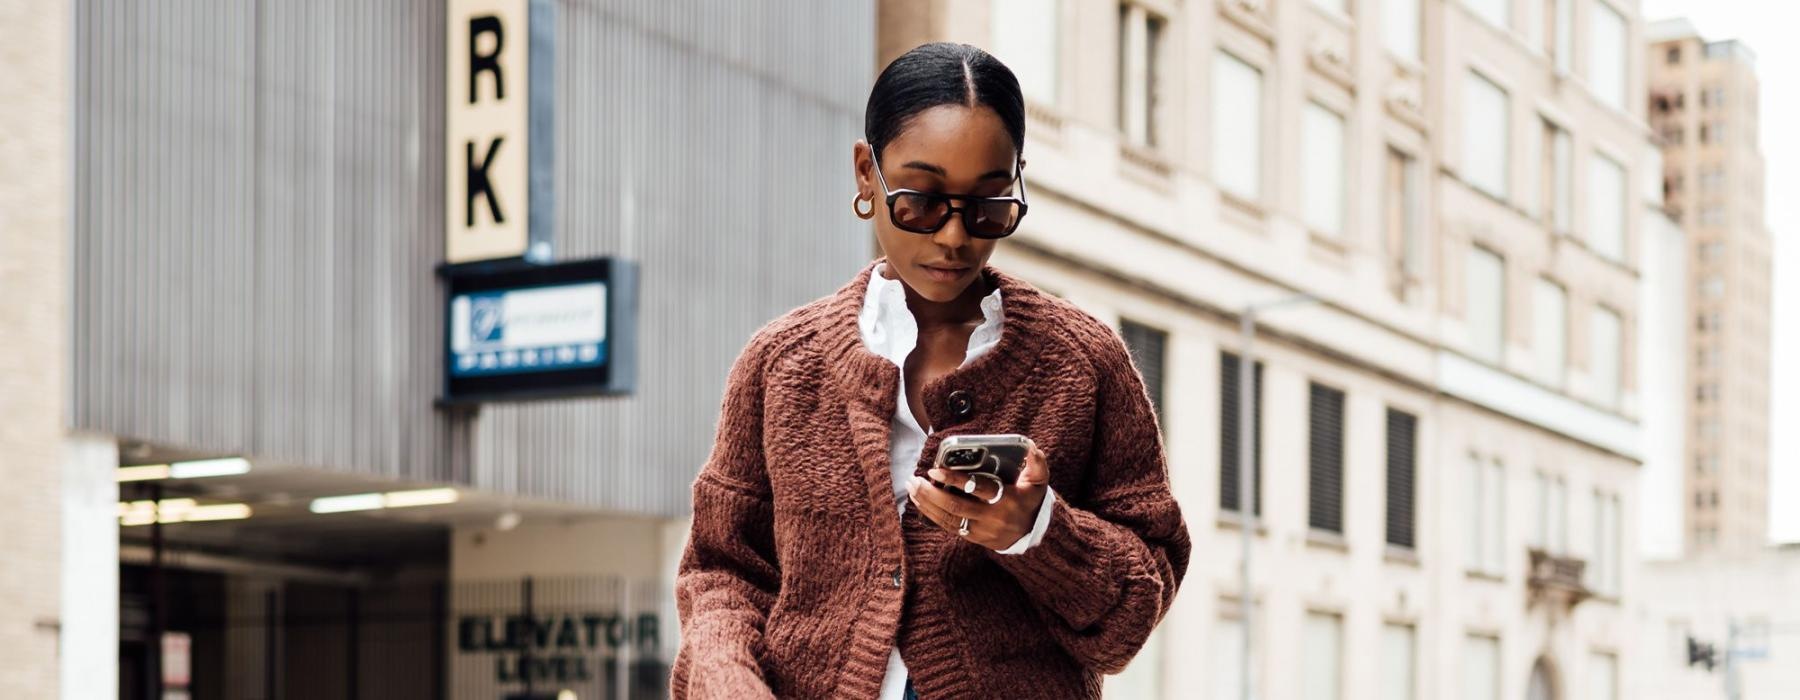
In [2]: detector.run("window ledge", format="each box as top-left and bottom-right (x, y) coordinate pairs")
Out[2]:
(1119, 142), (1175, 187)
(1216, 512), (1270, 535)
(1219, 0), (1276, 43)
(1305, 529), (1349, 552)
(1024, 100), (1066, 148)
(1464, 569), (1505, 583)
(1384, 546), (1421, 567)
(1224, 189), (1267, 222)
(1308, 229), (1351, 257)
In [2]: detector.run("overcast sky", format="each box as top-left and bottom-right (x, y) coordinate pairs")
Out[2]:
(1636, 0), (1797, 545)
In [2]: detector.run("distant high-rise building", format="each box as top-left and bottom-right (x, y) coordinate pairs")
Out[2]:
(1647, 18), (1773, 554)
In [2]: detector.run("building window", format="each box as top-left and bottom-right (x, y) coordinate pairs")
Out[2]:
(1464, 71), (1511, 200)
(1698, 241), (1723, 263)
(1120, 319), (1168, 427)
(1466, 246), (1506, 364)
(1542, 120), (1573, 233)
(1464, 0), (1510, 31)
(1386, 408), (1418, 549)
(1464, 635), (1501, 700)
(1589, 152), (1627, 261)
(1552, 0), (1574, 72)
(1117, 3), (1166, 148)
(1591, 306), (1622, 407)
(1303, 612), (1344, 700)
(1532, 278), (1568, 386)
(1221, 352), (1265, 516)
(1532, 473), (1568, 553)
(1666, 46), (1680, 64)
(1467, 454), (1505, 575)
(1213, 51), (1263, 202)
(1309, 382), (1347, 534)
(1589, 491), (1622, 595)
(1384, 0), (1421, 62)
(1213, 616), (1246, 700)
(1587, 0), (1628, 110)
(1302, 102), (1348, 238)
(1700, 276), (1725, 299)
(1385, 147), (1422, 297)
(991, 0), (1061, 105)
(1381, 624), (1416, 700)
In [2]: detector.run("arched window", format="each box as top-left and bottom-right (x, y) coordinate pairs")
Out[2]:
(1527, 656), (1559, 700)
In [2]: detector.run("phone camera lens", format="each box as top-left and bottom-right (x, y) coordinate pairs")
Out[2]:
(946, 448), (983, 468)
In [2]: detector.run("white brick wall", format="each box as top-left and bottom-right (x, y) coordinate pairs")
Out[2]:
(0, 0), (69, 696)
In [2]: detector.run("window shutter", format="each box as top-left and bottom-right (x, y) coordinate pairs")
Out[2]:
(1308, 382), (1346, 533)
(1386, 408), (1418, 548)
(1220, 351), (1264, 515)
(1120, 320), (1168, 428)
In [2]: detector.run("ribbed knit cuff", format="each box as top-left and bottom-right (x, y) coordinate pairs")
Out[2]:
(995, 487), (1057, 555)
(674, 619), (776, 700)
(984, 498), (1121, 630)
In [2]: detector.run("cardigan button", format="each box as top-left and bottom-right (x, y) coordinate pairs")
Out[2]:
(946, 390), (975, 420)
(890, 568), (903, 588)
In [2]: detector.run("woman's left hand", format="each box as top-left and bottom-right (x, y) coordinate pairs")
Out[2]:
(906, 443), (1051, 550)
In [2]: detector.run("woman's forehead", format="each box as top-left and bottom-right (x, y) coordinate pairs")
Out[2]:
(883, 105), (1018, 179)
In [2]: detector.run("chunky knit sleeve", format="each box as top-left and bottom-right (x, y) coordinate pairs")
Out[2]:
(984, 332), (1192, 674)
(669, 332), (781, 700)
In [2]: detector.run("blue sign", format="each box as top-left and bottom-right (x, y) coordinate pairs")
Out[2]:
(450, 283), (608, 378)
(442, 257), (637, 402)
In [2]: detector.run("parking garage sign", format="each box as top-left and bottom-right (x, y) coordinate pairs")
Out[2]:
(444, 258), (637, 402)
(446, 0), (554, 264)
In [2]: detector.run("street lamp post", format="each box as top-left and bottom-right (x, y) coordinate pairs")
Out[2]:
(1238, 293), (1317, 700)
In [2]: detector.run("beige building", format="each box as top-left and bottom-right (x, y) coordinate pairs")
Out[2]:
(0, 0), (70, 697)
(1646, 19), (1772, 555)
(881, 0), (1649, 697)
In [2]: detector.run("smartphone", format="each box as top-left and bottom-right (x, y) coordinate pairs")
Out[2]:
(932, 434), (1033, 498)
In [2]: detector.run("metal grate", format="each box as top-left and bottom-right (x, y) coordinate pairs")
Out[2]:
(1307, 382), (1345, 534)
(1219, 351), (1263, 515)
(1385, 408), (1418, 549)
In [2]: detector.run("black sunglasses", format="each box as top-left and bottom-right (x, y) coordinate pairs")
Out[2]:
(869, 152), (1029, 239)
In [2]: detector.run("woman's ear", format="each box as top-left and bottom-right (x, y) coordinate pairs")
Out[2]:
(852, 140), (874, 195)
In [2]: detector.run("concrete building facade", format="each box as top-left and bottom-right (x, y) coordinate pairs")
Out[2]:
(882, 0), (1649, 697)
(0, 1), (71, 696)
(4, 0), (875, 697)
(1646, 18), (1773, 555)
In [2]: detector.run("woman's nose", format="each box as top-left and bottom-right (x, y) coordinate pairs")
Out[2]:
(930, 211), (971, 249)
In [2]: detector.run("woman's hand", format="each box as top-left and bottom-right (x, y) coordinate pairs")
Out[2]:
(906, 443), (1051, 550)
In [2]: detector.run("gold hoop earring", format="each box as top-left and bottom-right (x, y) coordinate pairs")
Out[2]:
(853, 192), (875, 220)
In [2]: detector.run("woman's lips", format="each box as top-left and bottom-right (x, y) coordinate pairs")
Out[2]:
(919, 264), (970, 283)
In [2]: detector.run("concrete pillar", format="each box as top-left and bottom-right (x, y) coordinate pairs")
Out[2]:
(0, 0), (69, 696)
(61, 434), (118, 699)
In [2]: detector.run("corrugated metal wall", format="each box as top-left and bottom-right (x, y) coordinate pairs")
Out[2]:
(75, 0), (875, 516)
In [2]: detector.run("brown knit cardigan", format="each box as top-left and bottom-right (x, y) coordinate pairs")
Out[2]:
(670, 260), (1191, 699)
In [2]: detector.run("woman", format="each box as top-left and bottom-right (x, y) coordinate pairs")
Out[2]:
(671, 43), (1190, 700)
